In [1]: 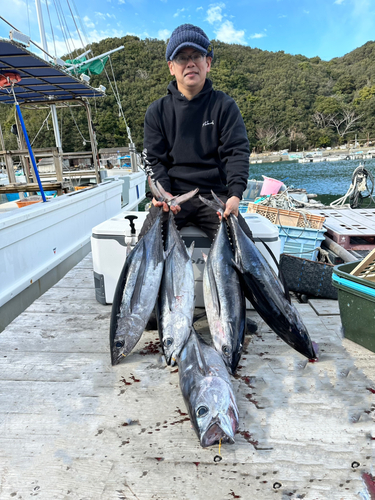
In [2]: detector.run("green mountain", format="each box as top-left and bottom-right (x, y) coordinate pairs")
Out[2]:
(2, 36), (375, 154)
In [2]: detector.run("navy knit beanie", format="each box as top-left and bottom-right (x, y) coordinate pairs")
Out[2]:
(165, 24), (213, 61)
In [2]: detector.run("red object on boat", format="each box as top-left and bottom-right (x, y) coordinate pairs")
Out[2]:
(0, 71), (21, 88)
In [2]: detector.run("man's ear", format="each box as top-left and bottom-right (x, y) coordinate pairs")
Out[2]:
(168, 60), (175, 76)
(206, 57), (212, 73)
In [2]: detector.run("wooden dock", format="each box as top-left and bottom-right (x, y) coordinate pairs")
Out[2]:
(0, 254), (374, 499)
(309, 207), (375, 251)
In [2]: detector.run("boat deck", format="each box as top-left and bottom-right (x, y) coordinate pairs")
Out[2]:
(0, 254), (374, 499)
(309, 207), (375, 250)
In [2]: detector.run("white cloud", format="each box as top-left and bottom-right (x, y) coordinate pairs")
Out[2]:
(196, 6), (203, 11)
(118, 0), (125, 4)
(250, 32), (266, 39)
(158, 29), (170, 40)
(83, 16), (95, 29)
(106, 13), (116, 18)
(206, 3), (225, 24)
(334, 0), (345, 4)
(279, 14), (287, 18)
(95, 12), (106, 20)
(303, 10), (310, 14)
(173, 8), (185, 17)
(215, 20), (246, 44)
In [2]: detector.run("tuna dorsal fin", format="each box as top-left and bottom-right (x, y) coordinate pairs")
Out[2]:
(199, 195), (223, 215)
(231, 257), (244, 274)
(188, 241), (195, 258)
(191, 329), (210, 376)
(130, 239), (147, 313)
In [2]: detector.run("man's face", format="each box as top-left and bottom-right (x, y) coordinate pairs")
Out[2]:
(168, 47), (212, 98)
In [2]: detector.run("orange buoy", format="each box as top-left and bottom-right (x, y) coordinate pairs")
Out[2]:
(0, 71), (21, 88)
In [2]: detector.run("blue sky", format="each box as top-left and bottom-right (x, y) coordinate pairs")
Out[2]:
(0, 0), (374, 61)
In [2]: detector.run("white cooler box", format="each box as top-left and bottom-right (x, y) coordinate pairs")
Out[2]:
(91, 211), (280, 307)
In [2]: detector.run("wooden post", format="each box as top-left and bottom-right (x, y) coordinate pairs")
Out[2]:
(81, 100), (100, 184)
(4, 151), (16, 183)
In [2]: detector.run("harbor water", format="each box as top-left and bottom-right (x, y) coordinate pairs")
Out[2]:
(249, 157), (375, 205)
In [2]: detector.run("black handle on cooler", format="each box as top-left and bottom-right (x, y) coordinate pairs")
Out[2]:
(125, 215), (138, 235)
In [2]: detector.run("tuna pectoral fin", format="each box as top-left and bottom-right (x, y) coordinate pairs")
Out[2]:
(207, 262), (221, 317)
(130, 240), (147, 313)
(173, 188), (199, 206)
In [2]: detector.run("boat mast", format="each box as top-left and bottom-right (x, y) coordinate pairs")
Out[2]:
(35, 0), (62, 153)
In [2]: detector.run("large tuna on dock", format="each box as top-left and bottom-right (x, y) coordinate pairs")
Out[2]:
(177, 328), (239, 448)
(156, 183), (198, 365)
(224, 195), (316, 360)
(199, 195), (246, 374)
(109, 178), (167, 365)
(109, 209), (164, 365)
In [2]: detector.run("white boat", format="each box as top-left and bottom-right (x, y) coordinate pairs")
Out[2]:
(0, 36), (146, 331)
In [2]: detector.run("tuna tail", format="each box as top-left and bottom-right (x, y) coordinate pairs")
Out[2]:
(198, 194), (224, 216)
(148, 176), (163, 201)
(156, 181), (199, 207)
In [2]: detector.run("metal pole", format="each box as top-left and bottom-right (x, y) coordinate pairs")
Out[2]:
(129, 143), (138, 172)
(15, 102), (46, 202)
(35, 0), (62, 152)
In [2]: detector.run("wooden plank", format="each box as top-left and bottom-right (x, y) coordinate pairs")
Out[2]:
(350, 248), (375, 281)
(308, 298), (340, 316)
(0, 182), (69, 193)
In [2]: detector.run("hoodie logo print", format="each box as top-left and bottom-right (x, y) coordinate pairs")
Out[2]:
(202, 120), (214, 127)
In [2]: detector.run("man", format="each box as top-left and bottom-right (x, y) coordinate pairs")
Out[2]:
(140, 23), (253, 242)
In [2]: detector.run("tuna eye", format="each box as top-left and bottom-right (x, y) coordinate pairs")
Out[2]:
(163, 338), (173, 347)
(222, 345), (231, 357)
(115, 340), (124, 348)
(196, 406), (209, 418)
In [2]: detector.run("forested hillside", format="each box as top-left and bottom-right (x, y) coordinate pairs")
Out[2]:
(1, 35), (375, 154)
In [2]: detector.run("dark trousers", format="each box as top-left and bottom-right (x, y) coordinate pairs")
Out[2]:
(138, 193), (253, 243)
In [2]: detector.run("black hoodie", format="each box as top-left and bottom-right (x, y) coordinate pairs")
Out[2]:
(143, 79), (250, 199)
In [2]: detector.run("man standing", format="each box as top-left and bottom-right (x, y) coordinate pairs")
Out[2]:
(140, 23), (252, 242)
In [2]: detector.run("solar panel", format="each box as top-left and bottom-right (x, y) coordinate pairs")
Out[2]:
(0, 38), (105, 104)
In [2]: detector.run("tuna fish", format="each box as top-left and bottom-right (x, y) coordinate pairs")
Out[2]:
(198, 195), (246, 374)
(215, 192), (316, 360)
(156, 184), (198, 365)
(177, 328), (239, 448)
(109, 178), (165, 365)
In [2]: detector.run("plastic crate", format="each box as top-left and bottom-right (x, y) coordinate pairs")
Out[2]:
(247, 203), (325, 229)
(332, 261), (375, 352)
(278, 225), (326, 261)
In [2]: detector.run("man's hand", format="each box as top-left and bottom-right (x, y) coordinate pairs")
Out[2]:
(152, 194), (181, 214)
(223, 196), (240, 219)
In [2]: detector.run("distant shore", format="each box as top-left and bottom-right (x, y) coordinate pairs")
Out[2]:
(250, 146), (375, 164)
